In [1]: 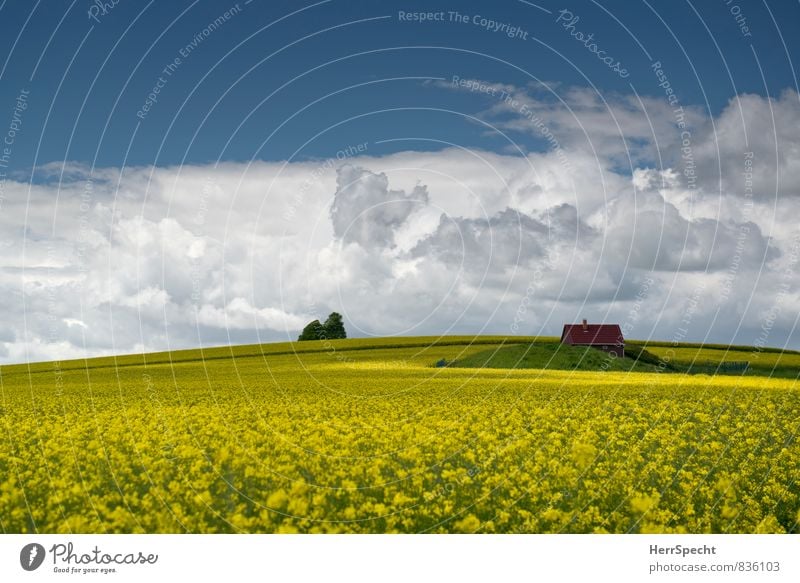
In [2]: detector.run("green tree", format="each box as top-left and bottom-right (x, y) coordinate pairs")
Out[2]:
(322, 312), (347, 339)
(297, 319), (324, 341)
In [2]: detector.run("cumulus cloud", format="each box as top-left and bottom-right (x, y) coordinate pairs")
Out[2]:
(196, 298), (308, 331)
(605, 190), (778, 272)
(438, 78), (708, 167)
(330, 165), (429, 248)
(411, 206), (577, 273)
(692, 89), (800, 200)
(0, 86), (798, 363)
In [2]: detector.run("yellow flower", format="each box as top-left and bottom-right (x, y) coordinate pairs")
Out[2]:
(453, 514), (481, 533)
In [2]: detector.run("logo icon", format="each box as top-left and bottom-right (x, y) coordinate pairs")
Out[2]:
(20, 543), (46, 571)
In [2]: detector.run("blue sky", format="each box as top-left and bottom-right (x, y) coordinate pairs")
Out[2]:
(1, 0), (797, 172)
(1, 1), (799, 362)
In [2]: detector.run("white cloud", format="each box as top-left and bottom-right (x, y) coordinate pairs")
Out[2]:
(604, 190), (777, 272)
(0, 87), (798, 363)
(196, 298), (308, 331)
(330, 165), (429, 248)
(692, 89), (800, 200)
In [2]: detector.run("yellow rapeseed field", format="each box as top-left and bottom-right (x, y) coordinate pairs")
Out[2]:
(0, 337), (798, 533)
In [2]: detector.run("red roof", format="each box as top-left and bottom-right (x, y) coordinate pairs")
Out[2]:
(561, 323), (624, 346)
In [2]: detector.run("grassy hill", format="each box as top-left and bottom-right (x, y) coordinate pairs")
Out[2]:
(445, 342), (661, 373)
(640, 345), (800, 379)
(0, 335), (546, 377)
(4, 334), (797, 379)
(446, 340), (800, 379)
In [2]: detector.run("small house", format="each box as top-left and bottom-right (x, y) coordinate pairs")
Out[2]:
(561, 320), (624, 358)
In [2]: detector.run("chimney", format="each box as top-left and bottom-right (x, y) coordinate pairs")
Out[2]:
(582, 319), (588, 331)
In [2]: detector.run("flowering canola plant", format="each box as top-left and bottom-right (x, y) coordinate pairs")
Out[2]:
(0, 337), (797, 533)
